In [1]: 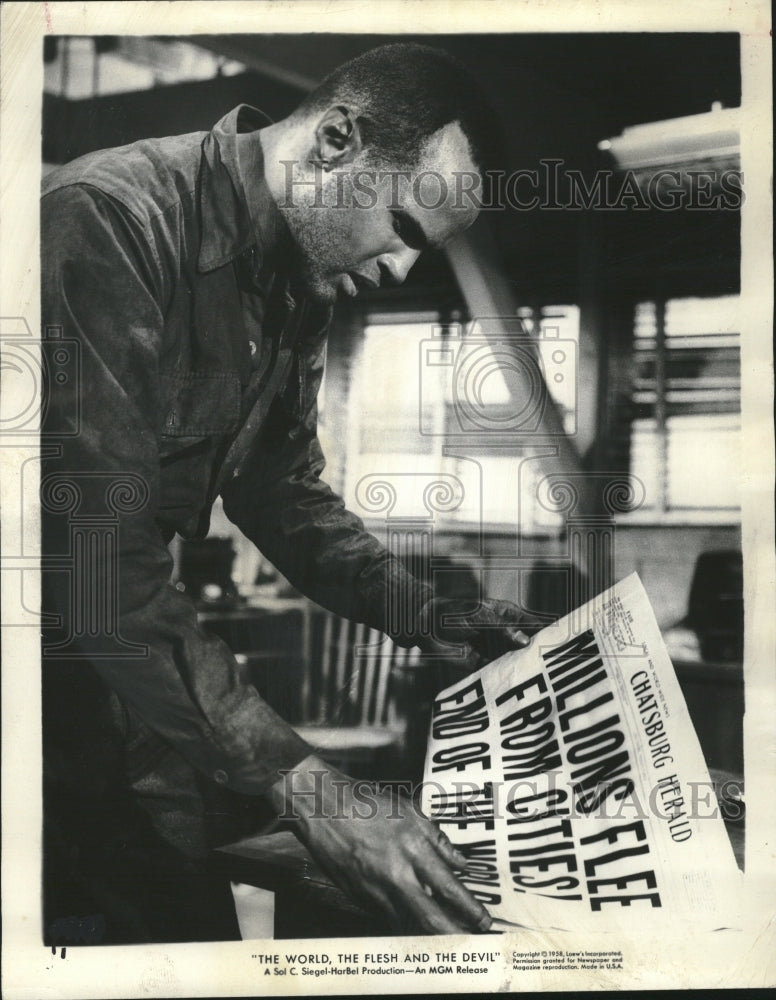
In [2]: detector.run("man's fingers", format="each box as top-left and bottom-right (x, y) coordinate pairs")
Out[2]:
(390, 880), (468, 935)
(506, 626), (531, 647)
(362, 885), (404, 932)
(417, 823), (493, 930)
(412, 848), (492, 932)
(467, 625), (532, 662)
(324, 857), (415, 934)
(424, 824), (467, 869)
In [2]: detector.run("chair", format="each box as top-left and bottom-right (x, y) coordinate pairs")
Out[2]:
(665, 549), (744, 773)
(202, 605), (419, 856)
(684, 550), (744, 663)
(202, 598), (421, 780)
(286, 610), (421, 779)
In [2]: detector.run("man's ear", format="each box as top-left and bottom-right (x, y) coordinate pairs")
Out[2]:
(311, 105), (363, 169)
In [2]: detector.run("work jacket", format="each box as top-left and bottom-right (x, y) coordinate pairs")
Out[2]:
(40, 104), (431, 796)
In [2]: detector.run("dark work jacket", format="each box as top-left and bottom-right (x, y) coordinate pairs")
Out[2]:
(40, 105), (431, 796)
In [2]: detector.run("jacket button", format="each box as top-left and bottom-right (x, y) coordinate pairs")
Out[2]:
(213, 769), (229, 785)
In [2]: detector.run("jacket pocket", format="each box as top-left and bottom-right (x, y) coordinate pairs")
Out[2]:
(159, 371), (241, 438)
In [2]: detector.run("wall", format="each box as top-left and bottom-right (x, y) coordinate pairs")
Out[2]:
(429, 523), (741, 631)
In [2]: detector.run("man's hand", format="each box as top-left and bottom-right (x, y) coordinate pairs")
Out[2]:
(416, 597), (540, 669)
(269, 754), (492, 935)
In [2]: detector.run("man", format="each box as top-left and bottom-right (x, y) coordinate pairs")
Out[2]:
(41, 43), (528, 943)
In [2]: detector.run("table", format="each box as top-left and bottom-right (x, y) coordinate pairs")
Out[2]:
(214, 828), (390, 939)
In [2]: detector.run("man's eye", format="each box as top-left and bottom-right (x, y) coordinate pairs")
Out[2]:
(392, 213), (425, 250)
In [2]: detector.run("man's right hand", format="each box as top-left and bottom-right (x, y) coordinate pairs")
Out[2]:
(269, 754), (492, 935)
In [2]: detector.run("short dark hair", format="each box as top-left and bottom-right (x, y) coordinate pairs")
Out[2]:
(296, 42), (503, 176)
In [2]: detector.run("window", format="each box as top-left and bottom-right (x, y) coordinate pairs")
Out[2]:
(629, 295), (741, 520)
(44, 37), (246, 99)
(344, 308), (580, 534)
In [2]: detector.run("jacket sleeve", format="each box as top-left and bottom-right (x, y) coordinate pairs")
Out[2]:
(220, 324), (433, 641)
(41, 182), (312, 795)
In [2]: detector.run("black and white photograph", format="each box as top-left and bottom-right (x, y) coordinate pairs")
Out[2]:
(1, 1), (773, 996)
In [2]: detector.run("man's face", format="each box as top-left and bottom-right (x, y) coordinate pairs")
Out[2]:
(282, 121), (481, 305)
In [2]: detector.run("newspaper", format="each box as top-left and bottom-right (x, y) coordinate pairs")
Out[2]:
(423, 573), (742, 933)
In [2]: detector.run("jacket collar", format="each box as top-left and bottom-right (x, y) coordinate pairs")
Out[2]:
(197, 104), (286, 275)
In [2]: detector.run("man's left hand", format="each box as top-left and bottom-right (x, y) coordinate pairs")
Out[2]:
(415, 597), (541, 669)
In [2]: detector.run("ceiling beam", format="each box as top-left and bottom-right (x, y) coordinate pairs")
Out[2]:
(195, 35), (379, 93)
(196, 35), (319, 91)
(445, 225), (602, 544)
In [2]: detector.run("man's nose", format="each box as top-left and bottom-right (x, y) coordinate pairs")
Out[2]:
(377, 247), (422, 286)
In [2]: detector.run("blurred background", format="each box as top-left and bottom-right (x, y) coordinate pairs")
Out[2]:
(42, 33), (744, 783)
